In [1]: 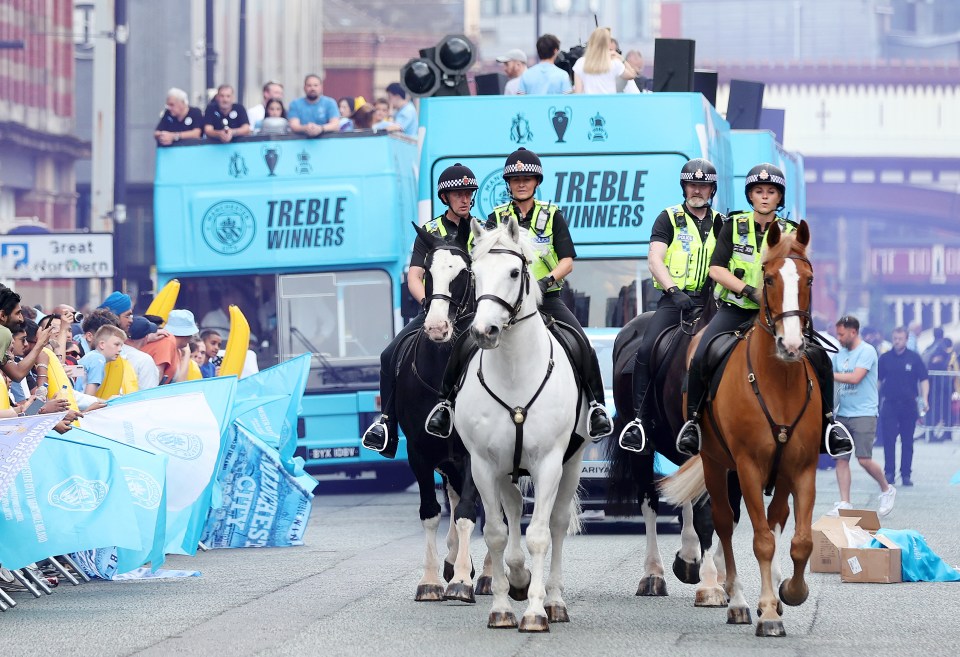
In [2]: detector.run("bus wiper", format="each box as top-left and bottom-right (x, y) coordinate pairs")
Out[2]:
(289, 326), (347, 384)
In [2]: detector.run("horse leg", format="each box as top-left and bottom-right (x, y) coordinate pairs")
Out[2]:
(544, 452), (584, 622)
(636, 497), (668, 596)
(475, 551), (494, 596)
(445, 460), (481, 603)
(766, 485), (791, 607)
(694, 462), (730, 609)
(737, 462), (786, 637)
(672, 501), (702, 585)
(442, 481), (461, 582)
(780, 467), (816, 608)
(474, 467), (516, 628)
(412, 461), (445, 602)
(500, 482), (531, 603)
(519, 455), (564, 633)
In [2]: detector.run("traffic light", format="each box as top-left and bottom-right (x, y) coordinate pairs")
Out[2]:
(400, 34), (476, 99)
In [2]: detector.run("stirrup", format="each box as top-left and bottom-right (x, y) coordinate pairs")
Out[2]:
(825, 421), (853, 458)
(676, 420), (702, 456)
(425, 400), (454, 439)
(618, 418), (648, 454)
(361, 416), (389, 453)
(587, 401), (613, 440)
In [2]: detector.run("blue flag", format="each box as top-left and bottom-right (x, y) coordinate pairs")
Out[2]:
(64, 429), (169, 573)
(0, 415), (66, 498)
(0, 436), (140, 570)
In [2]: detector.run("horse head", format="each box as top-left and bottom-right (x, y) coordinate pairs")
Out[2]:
(415, 222), (473, 343)
(468, 216), (540, 349)
(760, 219), (813, 361)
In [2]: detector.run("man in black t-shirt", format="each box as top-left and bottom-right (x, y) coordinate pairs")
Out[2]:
(878, 326), (929, 485)
(154, 88), (202, 146)
(204, 85), (251, 143)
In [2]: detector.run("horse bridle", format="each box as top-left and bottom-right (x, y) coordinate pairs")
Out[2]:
(423, 245), (474, 320)
(759, 253), (813, 337)
(475, 247), (538, 328)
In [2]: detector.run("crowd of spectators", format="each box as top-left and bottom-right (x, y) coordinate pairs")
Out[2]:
(155, 74), (418, 146)
(0, 285), (259, 436)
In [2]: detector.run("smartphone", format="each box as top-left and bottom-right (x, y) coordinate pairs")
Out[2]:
(23, 396), (45, 416)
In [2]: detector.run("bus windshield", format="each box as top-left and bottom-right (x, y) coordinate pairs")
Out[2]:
(564, 258), (651, 328)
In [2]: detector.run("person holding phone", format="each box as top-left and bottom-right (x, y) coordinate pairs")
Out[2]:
(0, 286), (53, 385)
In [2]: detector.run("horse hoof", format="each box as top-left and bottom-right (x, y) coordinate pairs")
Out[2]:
(474, 576), (493, 596)
(779, 580), (808, 607)
(443, 582), (476, 604)
(415, 584), (445, 602)
(755, 619), (787, 637)
(673, 552), (702, 585)
(727, 606), (752, 625)
(508, 583), (529, 602)
(758, 601), (784, 617)
(488, 611), (518, 629)
(518, 614), (550, 633)
(636, 574), (668, 596)
(443, 561), (454, 583)
(545, 603), (569, 623)
(694, 587), (728, 608)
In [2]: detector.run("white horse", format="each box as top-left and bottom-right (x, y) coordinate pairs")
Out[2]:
(451, 216), (587, 632)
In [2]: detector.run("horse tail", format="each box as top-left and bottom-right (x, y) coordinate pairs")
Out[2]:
(567, 489), (583, 536)
(659, 455), (708, 506)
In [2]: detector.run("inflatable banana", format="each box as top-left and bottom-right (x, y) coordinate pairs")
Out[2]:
(0, 376), (9, 411)
(97, 356), (139, 398)
(42, 348), (79, 412)
(219, 304), (249, 377)
(145, 279), (181, 325)
(187, 359), (203, 380)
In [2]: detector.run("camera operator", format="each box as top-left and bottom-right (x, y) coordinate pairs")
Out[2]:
(517, 34), (572, 95)
(43, 304), (83, 363)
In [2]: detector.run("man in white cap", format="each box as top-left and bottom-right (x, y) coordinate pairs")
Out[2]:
(496, 48), (528, 95)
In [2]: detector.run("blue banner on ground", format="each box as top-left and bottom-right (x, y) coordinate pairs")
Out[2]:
(201, 425), (314, 548)
(0, 436), (140, 571)
(0, 414), (66, 499)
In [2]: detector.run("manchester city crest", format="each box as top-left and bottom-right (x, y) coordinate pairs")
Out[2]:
(121, 467), (163, 509)
(201, 200), (256, 255)
(47, 476), (109, 512)
(477, 168), (513, 217)
(145, 428), (204, 460)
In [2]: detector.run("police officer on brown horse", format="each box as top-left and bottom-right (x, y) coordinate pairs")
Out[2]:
(619, 158), (724, 453)
(361, 163), (480, 457)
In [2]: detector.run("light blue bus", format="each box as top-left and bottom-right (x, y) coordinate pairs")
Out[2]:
(154, 133), (421, 488)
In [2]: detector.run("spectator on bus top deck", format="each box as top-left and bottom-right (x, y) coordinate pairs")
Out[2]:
(496, 48), (528, 95)
(377, 83), (418, 138)
(248, 80), (284, 132)
(517, 34), (572, 95)
(154, 88), (202, 146)
(288, 74), (341, 137)
(204, 85), (251, 143)
(259, 98), (289, 136)
(572, 27), (636, 95)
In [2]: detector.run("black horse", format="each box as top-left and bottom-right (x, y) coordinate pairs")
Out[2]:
(393, 225), (486, 603)
(606, 284), (742, 599)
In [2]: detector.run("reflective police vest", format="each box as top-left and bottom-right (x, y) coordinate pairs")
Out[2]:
(719, 211), (796, 310)
(654, 204), (722, 292)
(422, 214), (449, 238)
(470, 201), (562, 292)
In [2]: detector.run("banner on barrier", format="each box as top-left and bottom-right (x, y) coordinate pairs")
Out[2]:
(0, 414), (66, 499)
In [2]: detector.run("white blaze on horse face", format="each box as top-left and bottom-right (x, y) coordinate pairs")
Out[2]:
(423, 249), (466, 342)
(471, 253), (516, 348)
(778, 258), (804, 356)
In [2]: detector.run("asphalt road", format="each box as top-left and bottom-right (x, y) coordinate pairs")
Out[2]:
(5, 439), (960, 657)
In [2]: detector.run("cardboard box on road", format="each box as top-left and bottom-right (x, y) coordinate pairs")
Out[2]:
(811, 508), (901, 583)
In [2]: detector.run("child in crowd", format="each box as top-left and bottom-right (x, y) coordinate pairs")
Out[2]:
(74, 324), (127, 396)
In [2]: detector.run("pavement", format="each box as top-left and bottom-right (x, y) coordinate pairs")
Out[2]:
(5, 439), (960, 657)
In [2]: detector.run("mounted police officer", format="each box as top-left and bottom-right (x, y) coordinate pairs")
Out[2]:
(619, 158), (724, 453)
(361, 163), (479, 457)
(675, 163), (854, 458)
(425, 147), (613, 440)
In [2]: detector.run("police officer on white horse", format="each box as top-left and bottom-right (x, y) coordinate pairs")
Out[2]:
(619, 158), (724, 453)
(361, 163), (479, 457)
(425, 147), (613, 441)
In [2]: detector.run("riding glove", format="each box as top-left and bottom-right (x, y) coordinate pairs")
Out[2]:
(741, 285), (761, 304)
(668, 287), (694, 311)
(538, 276), (555, 294)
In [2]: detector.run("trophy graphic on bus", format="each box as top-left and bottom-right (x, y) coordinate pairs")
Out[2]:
(262, 145), (281, 176)
(549, 106), (572, 143)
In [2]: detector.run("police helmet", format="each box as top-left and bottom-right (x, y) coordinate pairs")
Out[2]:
(436, 163), (479, 203)
(744, 163), (786, 209)
(679, 158), (718, 199)
(502, 147), (544, 185)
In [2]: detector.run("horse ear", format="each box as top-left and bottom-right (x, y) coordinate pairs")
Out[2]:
(470, 216), (485, 240)
(506, 216), (521, 244)
(412, 221), (437, 247)
(797, 220), (811, 247)
(766, 220), (782, 248)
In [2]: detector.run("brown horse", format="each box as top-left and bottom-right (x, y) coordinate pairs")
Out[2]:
(661, 220), (820, 637)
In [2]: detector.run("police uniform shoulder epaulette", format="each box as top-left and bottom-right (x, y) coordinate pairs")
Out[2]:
(424, 219), (439, 232)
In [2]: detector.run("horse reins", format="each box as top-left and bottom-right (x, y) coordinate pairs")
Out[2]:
(475, 248), (539, 329)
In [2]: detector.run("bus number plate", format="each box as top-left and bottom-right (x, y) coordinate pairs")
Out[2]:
(310, 447), (360, 459)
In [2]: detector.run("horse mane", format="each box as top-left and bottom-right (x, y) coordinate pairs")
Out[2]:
(470, 221), (538, 264)
(761, 231), (806, 265)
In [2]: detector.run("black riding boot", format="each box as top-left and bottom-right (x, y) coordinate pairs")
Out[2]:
(619, 353), (653, 454)
(425, 333), (474, 438)
(582, 348), (613, 441)
(677, 358), (706, 456)
(362, 372), (399, 458)
(808, 346), (853, 457)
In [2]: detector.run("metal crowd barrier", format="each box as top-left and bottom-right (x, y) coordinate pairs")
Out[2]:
(915, 370), (960, 442)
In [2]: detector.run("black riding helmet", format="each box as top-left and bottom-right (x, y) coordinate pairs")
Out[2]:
(679, 158), (718, 201)
(744, 163), (786, 210)
(502, 147), (544, 185)
(436, 163), (479, 204)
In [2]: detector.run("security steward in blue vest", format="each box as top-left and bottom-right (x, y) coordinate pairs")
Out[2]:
(361, 164), (479, 457)
(619, 158), (724, 453)
(425, 147), (613, 441)
(676, 163), (854, 458)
